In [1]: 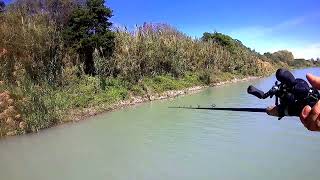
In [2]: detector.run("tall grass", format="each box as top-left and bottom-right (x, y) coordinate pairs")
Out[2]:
(110, 23), (275, 84)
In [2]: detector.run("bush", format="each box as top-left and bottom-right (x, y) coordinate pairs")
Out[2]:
(0, 81), (59, 135)
(198, 71), (211, 85)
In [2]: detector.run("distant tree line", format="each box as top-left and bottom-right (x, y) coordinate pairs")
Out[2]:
(0, 1), (313, 86)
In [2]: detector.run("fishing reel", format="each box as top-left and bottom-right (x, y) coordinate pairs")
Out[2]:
(170, 68), (320, 120)
(247, 69), (320, 119)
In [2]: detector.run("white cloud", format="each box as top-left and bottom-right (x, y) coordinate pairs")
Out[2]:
(289, 43), (320, 59)
(230, 15), (311, 39)
(228, 12), (320, 59)
(231, 12), (320, 39)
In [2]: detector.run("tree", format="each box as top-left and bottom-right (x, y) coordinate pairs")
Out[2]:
(272, 50), (294, 63)
(201, 32), (213, 42)
(201, 32), (238, 53)
(46, 0), (84, 27)
(63, 0), (115, 75)
(201, 32), (235, 47)
(264, 52), (272, 58)
(0, 0), (5, 12)
(11, 0), (81, 27)
(264, 50), (294, 63)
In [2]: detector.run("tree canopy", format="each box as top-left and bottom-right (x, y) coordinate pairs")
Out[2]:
(264, 50), (294, 63)
(0, 0), (5, 12)
(63, 0), (115, 75)
(202, 32), (235, 47)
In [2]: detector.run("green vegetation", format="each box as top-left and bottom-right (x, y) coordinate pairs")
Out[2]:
(0, 1), (5, 12)
(142, 74), (203, 93)
(0, 0), (318, 136)
(63, 0), (115, 75)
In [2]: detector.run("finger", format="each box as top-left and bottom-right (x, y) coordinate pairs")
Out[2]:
(310, 114), (320, 131)
(306, 73), (320, 90)
(308, 120), (320, 131)
(267, 106), (278, 117)
(307, 101), (320, 121)
(304, 101), (320, 130)
(306, 113), (320, 131)
(300, 105), (311, 125)
(317, 118), (320, 130)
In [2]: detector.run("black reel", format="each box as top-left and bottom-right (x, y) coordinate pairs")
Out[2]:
(247, 68), (320, 119)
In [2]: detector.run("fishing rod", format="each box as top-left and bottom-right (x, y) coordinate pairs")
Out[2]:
(169, 106), (266, 113)
(170, 68), (320, 120)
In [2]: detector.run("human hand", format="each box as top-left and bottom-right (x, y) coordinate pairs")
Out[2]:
(266, 106), (279, 117)
(300, 74), (320, 131)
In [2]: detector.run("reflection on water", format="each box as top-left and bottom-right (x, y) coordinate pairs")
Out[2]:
(0, 68), (320, 180)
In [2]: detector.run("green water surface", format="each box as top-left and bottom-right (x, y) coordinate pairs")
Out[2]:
(1, 68), (320, 180)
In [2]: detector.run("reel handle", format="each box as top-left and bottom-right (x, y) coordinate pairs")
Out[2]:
(247, 85), (265, 99)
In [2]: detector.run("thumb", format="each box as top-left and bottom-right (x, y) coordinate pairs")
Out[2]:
(306, 73), (320, 90)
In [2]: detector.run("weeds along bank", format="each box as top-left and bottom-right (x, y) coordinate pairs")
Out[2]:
(0, 0), (315, 136)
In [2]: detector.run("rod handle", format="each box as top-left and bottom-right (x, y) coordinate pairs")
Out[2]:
(247, 85), (265, 99)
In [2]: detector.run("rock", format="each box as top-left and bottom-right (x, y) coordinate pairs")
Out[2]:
(88, 110), (96, 116)
(0, 113), (5, 120)
(149, 95), (156, 101)
(5, 106), (16, 115)
(132, 97), (143, 104)
(6, 117), (15, 126)
(0, 101), (5, 108)
(15, 114), (21, 121)
(19, 121), (27, 130)
(6, 130), (17, 136)
(7, 99), (14, 105)
(4, 90), (10, 97)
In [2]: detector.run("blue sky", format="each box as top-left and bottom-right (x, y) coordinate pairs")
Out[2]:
(3, 0), (320, 59)
(108, 0), (320, 59)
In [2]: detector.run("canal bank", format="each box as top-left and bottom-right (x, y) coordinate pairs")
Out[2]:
(67, 76), (260, 123)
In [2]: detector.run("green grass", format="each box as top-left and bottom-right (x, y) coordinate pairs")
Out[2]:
(210, 72), (245, 83)
(141, 73), (203, 93)
(52, 73), (203, 117)
(0, 71), (261, 136)
(53, 76), (129, 111)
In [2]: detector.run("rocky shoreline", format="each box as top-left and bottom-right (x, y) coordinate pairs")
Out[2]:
(68, 76), (260, 122)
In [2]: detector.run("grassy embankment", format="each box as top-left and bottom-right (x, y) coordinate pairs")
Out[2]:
(0, 25), (312, 136)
